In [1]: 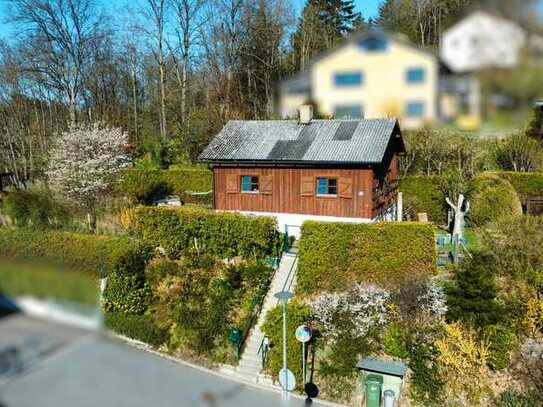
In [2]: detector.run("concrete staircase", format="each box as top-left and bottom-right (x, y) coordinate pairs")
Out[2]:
(223, 250), (298, 383)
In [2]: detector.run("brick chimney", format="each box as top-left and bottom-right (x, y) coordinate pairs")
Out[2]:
(298, 105), (313, 125)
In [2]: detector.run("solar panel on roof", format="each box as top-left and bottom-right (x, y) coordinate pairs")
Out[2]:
(333, 121), (359, 141)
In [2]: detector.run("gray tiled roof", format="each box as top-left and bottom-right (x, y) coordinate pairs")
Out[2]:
(357, 357), (408, 378)
(198, 119), (400, 164)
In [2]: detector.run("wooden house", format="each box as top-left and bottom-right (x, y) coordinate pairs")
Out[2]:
(198, 106), (405, 234)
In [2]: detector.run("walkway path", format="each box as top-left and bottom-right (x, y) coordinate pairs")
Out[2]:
(226, 250), (298, 383)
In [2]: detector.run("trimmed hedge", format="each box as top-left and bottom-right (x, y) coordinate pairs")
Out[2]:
(119, 165), (212, 205)
(297, 221), (436, 295)
(398, 176), (446, 224)
(104, 312), (168, 347)
(493, 171), (543, 198)
(134, 206), (280, 259)
(469, 174), (522, 226)
(0, 228), (149, 277)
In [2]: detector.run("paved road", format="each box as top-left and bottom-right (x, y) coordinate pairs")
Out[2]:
(0, 314), (328, 407)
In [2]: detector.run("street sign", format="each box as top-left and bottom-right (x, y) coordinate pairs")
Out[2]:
(278, 368), (296, 391)
(295, 325), (312, 343)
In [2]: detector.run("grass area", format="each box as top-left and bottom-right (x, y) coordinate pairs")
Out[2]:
(435, 227), (482, 253)
(0, 259), (99, 304)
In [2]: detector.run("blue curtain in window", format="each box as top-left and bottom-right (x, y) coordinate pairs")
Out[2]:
(334, 72), (363, 87)
(317, 178), (328, 195)
(241, 176), (251, 192)
(406, 68), (425, 83)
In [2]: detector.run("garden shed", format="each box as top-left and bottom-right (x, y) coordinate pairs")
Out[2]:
(198, 107), (405, 232)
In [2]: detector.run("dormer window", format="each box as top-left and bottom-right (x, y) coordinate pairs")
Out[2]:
(358, 36), (388, 52)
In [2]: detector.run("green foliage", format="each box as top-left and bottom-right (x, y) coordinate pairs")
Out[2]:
(2, 188), (71, 228)
(494, 171), (543, 199)
(119, 162), (212, 205)
(408, 339), (445, 407)
(445, 255), (504, 328)
(0, 260), (98, 304)
(145, 255), (273, 359)
(493, 132), (543, 172)
(399, 176), (446, 223)
(383, 322), (410, 359)
(498, 389), (543, 407)
(482, 215), (543, 286)
(102, 269), (151, 315)
(104, 312), (168, 347)
(134, 206), (280, 260)
(469, 174), (523, 226)
(0, 228), (147, 277)
(484, 324), (517, 370)
(261, 302), (311, 387)
(297, 221), (436, 295)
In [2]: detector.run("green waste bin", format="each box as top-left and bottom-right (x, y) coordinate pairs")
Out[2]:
(365, 374), (383, 407)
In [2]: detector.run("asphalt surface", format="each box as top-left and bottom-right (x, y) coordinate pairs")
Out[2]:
(0, 314), (328, 407)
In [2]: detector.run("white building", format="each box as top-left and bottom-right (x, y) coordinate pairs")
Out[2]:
(440, 11), (527, 73)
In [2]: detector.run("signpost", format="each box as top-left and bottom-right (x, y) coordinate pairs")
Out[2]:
(274, 291), (293, 393)
(295, 325), (312, 384)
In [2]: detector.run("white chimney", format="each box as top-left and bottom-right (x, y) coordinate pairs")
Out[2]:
(298, 105), (313, 124)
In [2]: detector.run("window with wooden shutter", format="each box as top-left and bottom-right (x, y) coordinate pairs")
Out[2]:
(301, 176), (314, 196)
(339, 177), (353, 198)
(261, 175), (273, 194)
(226, 175), (239, 193)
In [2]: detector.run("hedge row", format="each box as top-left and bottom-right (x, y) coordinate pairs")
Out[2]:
(134, 206), (280, 259)
(469, 174), (523, 226)
(398, 176), (446, 223)
(119, 165), (212, 205)
(104, 312), (168, 347)
(0, 228), (149, 277)
(493, 171), (543, 198)
(297, 221), (436, 295)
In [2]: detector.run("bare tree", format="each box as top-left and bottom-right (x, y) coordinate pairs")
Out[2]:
(7, 0), (105, 125)
(141, 0), (168, 140)
(170, 0), (207, 128)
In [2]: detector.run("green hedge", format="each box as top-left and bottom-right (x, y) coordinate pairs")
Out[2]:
(493, 171), (543, 198)
(261, 302), (311, 388)
(119, 165), (212, 205)
(134, 206), (280, 259)
(104, 312), (168, 347)
(399, 176), (446, 224)
(297, 221), (436, 295)
(468, 174), (523, 226)
(0, 228), (149, 277)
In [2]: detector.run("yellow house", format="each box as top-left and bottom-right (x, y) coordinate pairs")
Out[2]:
(279, 31), (439, 129)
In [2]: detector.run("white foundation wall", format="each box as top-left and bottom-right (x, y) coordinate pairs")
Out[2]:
(218, 210), (382, 238)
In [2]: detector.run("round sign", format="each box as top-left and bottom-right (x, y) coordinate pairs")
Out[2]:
(278, 368), (296, 391)
(295, 325), (312, 343)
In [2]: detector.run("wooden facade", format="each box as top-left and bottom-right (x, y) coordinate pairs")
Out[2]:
(212, 154), (399, 219)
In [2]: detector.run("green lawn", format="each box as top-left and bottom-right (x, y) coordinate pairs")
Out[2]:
(0, 260), (99, 304)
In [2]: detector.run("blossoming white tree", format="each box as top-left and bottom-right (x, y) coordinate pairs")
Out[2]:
(47, 123), (131, 231)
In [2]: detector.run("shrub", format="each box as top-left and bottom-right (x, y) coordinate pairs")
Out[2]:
(484, 325), (517, 370)
(499, 390), (543, 407)
(2, 188), (71, 228)
(144, 255), (273, 359)
(261, 302), (311, 387)
(104, 312), (168, 347)
(494, 171), (543, 199)
(119, 162), (212, 205)
(435, 323), (492, 406)
(102, 251), (152, 315)
(134, 206), (280, 260)
(468, 174), (522, 226)
(482, 215), (543, 286)
(445, 255), (504, 328)
(297, 221), (436, 295)
(0, 228), (148, 277)
(399, 176), (446, 223)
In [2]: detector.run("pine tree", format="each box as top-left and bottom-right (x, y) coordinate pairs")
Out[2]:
(445, 256), (504, 328)
(290, 0), (363, 71)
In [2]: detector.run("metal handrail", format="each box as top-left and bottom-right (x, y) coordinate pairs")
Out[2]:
(236, 262), (279, 359)
(257, 252), (298, 369)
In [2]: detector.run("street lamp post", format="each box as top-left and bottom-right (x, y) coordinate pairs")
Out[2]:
(274, 290), (293, 394)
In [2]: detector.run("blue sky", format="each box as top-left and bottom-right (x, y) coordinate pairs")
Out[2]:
(293, 0), (381, 18)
